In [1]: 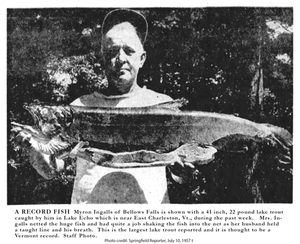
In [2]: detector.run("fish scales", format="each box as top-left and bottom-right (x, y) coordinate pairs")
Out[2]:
(68, 105), (274, 152)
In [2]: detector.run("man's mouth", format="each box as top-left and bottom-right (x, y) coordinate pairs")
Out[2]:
(115, 68), (130, 75)
(119, 68), (130, 71)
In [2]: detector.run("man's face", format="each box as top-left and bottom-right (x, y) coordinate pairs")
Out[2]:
(102, 22), (146, 95)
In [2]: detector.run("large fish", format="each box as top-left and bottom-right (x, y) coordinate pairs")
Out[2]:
(11, 99), (292, 168)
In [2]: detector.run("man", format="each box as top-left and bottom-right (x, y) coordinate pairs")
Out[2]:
(21, 9), (174, 204)
(70, 9), (173, 203)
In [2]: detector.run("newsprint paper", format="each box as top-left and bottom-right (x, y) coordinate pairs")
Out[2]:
(3, 1), (299, 244)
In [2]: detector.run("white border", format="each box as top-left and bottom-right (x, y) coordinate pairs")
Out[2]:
(2, 1), (299, 243)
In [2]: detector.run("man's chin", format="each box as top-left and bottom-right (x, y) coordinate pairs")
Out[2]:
(111, 78), (132, 91)
(114, 75), (131, 85)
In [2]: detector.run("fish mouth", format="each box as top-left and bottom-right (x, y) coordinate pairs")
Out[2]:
(24, 104), (40, 126)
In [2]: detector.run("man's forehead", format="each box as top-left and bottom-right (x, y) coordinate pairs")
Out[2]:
(107, 22), (136, 34)
(103, 22), (143, 49)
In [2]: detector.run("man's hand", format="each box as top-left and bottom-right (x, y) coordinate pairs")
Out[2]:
(168, 144), (217, 184)
(262, 124), (292, 166)
(168, 159), (196, 184)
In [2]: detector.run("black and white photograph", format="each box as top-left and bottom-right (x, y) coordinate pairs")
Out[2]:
(4, 2), (298, 243)
(7, 7), (293, 204)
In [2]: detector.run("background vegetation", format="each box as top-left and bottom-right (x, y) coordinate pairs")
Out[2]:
(7, 8), (293, 204)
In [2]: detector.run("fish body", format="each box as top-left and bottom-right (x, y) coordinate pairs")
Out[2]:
(68, 104), (292, 152)
(11, 100), (292, 167)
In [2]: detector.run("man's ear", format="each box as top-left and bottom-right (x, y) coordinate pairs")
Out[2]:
(139, 51), (147, 68)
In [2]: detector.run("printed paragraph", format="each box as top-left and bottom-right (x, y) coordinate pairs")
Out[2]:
(14, 208), (284, 239)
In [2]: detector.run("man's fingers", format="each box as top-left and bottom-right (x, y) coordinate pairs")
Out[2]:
(278, 159), (291, 165)
(279, 154), (291, 162)
(272, 136), (289, 150)
(170, 159), (185, 168)
(184, 162), (195, 170)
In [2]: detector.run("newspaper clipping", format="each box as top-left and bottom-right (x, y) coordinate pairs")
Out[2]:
(5, 1), (298, 244)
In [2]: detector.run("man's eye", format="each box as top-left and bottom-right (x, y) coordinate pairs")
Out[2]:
(105, 49), (119, 58)
(124, 47), (135, 55)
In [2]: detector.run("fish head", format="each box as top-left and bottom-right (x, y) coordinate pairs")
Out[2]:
(24, 104), (74, 137)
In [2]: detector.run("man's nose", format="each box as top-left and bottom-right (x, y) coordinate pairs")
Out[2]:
(116, 48), (127, 63)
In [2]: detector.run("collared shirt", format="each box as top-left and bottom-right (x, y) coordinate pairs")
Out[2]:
(71, 86), (172, 108)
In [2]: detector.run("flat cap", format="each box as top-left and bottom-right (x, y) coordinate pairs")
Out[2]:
(101, 8), (148, 44)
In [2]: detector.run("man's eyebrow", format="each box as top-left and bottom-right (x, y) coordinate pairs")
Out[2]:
(124, 45), (136, 51)
(104, 43), (138, 53)
(104, 45), (119, 51)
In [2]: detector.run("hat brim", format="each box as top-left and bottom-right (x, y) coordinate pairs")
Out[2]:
(102, 9), (148, 44)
